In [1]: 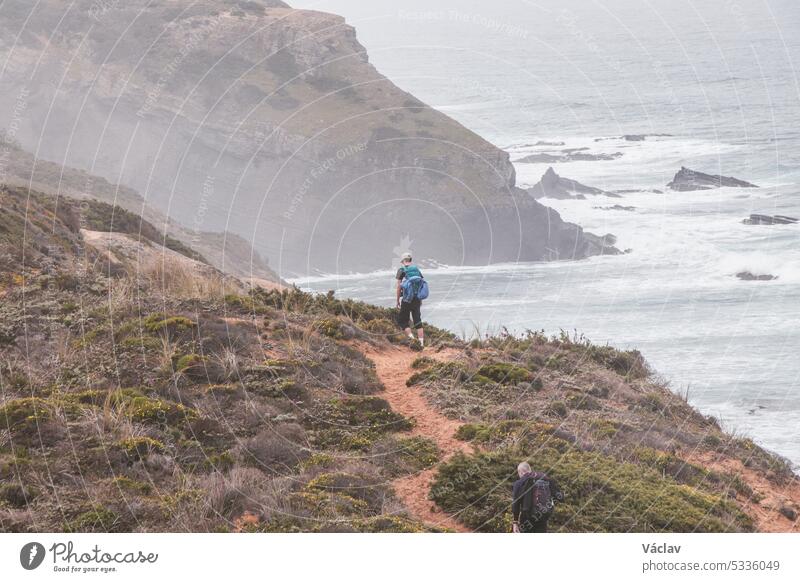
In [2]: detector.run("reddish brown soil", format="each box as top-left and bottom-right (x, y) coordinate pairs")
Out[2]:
(364, 345), (472, 532)
(683, 451), (800, 532)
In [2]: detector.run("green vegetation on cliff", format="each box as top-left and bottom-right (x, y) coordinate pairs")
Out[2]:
(0, 186), (796, 533)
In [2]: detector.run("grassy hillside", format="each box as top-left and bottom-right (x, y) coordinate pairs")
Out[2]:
(0, 185), (452, 532)
(1, 186), (797, 533)
(417, 333), (796, 532)
(0, 139), (280, 282)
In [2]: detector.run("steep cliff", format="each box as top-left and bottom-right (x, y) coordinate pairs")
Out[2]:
(0, 0), (611, 274)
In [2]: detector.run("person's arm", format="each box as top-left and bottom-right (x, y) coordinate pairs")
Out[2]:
(511, 481), (522, 532)
(395, 278), (402, 307)
(395, 268), (404, 307)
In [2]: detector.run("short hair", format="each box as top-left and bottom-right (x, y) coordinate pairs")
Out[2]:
(517, 461), (531, 474)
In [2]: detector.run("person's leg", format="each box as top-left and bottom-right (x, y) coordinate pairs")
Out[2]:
(397, 301), (415, 340)
(411, 299), (424, 345)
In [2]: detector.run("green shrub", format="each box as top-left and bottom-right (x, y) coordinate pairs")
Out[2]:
(304, 472), (388, 512)
(143, 314), (195, 334)
(117, 436), (166, 457)
(477, 362), (533, 385)
(372, 436), (440, 477)
(637, 393), (670, 416)
(587, 345), (649, 379)
(308, 396), (413, 452)
(125, 396), (198, 425)
(224, 294), (257, 311)
(411, 356), (436, 369)
(204, 451), (234, 472)
(175, 353), (206, 371)
(64, 506), (122, 533)
(120, 335), (162, 350)
(547, 400), (569, 418)
(300, 453), (337, 470)
(315, 317), (343, 339)
(630, 447), (711, 487)
(309, 396), (413, 433)
(406, 361), (469, 386)
(566, 392), (601, 411)
(590, 419), (619, 439)
(0, 482), (37, 508)
(431, 446), (753, 533)
(111, 476), (152, 495)
(0, 397), (51, 429)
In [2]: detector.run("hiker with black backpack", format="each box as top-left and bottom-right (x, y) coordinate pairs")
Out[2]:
(512, 461), (564, 533)
(395, 252), (429, 348)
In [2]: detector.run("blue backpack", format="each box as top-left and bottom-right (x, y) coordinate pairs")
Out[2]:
(400, 265), (429, 302)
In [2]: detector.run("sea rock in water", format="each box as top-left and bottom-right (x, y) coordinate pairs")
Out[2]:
(736, 271), (778, 281)
(526, 167), (618, 199)
(594, 133), (672, 142)
(611, 188), (663, 194)
(594, 205), (636, 211)
(583, 233), (621, 256)
(742, 214), (798, 225)
(517, 150), (623, 163)
(517, 153), (563, 163)
(667, 167), (758, 191)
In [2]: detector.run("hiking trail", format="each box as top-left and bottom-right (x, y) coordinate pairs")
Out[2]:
(363, 344), (473, 532)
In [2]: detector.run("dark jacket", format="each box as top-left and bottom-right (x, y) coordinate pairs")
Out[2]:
(512, 471), (564, 522)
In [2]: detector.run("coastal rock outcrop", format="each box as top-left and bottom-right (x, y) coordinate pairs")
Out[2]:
(595, 133), (673, 142)
(742, 214), (798, 225)
(583, 233), (622, 256)
(517, 149), (623, 163)
(595, 205), (637, 211)
(526, 167), (617, 200)
(736, 272), (778, 281)
(667, 167), (758, 191)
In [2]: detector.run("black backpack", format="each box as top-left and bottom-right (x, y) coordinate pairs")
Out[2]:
(521, 473), (554, 517)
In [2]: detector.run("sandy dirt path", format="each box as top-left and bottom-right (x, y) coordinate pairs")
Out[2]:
(363, 345), (473, 532)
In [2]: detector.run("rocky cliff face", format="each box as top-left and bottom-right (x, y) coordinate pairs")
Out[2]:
(0, 0), (610, 275)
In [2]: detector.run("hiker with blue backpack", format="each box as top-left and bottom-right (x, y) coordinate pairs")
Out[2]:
(512, 461), (564, 533)
(395, 252), (429, 348)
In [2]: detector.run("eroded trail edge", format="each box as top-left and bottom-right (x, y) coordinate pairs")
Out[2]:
(364, 345), (472, 532)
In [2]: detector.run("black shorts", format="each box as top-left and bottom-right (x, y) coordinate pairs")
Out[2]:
(398, 298), (422, 329)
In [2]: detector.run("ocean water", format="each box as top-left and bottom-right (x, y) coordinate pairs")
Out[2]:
(292, 0), (800, 466)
